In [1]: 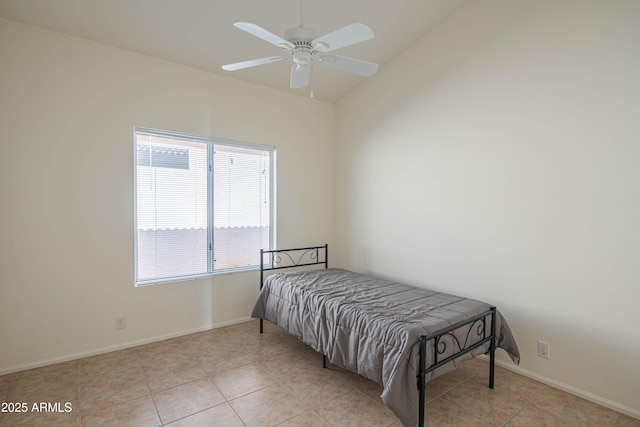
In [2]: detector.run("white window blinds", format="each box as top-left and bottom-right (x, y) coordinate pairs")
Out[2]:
(213, 144), (271, 270)
(134, 128), (273, 285)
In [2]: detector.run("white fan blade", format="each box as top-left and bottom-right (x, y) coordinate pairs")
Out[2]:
(318, 55), (379, 77)
(312, 23), (374, 52)
(290, 63), (310, 88)
(234, 22), (294, 49)
(222, 56), (284, 71)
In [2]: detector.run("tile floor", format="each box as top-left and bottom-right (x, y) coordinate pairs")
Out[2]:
(0, 319), (638, 427)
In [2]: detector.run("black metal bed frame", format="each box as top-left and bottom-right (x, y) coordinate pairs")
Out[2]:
(258, 244), (496, 427)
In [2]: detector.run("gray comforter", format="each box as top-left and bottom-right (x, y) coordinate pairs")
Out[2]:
(251, 268), (520, 426)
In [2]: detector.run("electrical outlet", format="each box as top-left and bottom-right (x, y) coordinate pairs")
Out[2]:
(537, 341), (549, 359)
(115, 316), (126, 330)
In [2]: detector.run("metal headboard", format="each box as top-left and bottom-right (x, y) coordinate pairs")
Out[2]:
(259, 244), (328, 289)
(258, 244), (328, 334)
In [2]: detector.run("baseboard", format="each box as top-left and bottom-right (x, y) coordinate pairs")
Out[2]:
(493, 358), (640, 420)
(0, 317), (254, 376)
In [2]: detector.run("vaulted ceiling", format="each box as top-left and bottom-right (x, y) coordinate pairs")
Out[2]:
(0, 0), (468, 102)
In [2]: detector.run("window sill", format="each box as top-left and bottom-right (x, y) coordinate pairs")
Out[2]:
(135, 265), (260, 287)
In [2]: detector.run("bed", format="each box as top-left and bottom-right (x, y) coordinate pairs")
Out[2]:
(251, 245), (520, 427)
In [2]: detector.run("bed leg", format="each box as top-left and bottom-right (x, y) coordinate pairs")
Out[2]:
(323, 354), (327, 369)
(489, 307), (496, 389)
(489, 338), (496, 389)
(418, 335), (427, 427)
(260, 318), (263, 334)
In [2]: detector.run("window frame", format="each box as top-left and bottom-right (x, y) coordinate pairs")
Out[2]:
(133, 127), (275, 286)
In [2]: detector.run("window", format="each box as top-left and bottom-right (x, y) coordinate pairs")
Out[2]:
(134, 128), (274, 285)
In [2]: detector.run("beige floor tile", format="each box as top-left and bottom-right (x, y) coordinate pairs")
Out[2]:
(229, 384), (309, 427)
(211, 363), (276, 400)
(277, 411), (332, 427)
(224, 319), (261, 333)
(283, 365), (355, 407)
(273, 332), (311, 351)
(504, 405), (580, 427)
(14, 360), (79, 382)
(10, 364), (79, 401)
(79, 348), (140, 379)
(135, 337), (191, 363)
(8, 366), (79, 414)
(328, 366), (386, 405)
(423, 363), (480, 402)
(422, 396), (487, 427)
(164, 403), (244, 427)
(530, 386), (620, 427)
(615, 414), (640, 427)
(246, 338), (302, 360)
(0, 373), (16, 401)
(80, 395), (160, 427)
(296, 344), (327, 363)
(9, 375), (78, 401)
(141, 354), (207, 393)
(442, 377), (525, 425)
(186, 327), (232, 343)
(184, 330), (240, 359)
(152, 378), (225, 424)
(460, 356), (491, 373)
(80, 368), (150, 414)
(314, 390), (399, 427)
(260, 350), (326, 380)
(79, 361), (144, 391)
(196, 351), (254, 375)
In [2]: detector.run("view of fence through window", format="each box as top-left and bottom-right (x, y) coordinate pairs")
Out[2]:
(135, 130), (272, 284)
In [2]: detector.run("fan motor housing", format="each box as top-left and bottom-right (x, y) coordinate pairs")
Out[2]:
(284, 26), (317, 43)
(284, 27), (317, 65)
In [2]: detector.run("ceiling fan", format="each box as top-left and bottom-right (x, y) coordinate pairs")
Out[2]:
(221, 2), (379, 90)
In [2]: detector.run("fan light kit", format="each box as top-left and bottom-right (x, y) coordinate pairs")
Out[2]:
(222, 1), (378, 93)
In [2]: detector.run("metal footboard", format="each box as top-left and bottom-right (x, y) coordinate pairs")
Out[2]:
(417, 307), (496, 427)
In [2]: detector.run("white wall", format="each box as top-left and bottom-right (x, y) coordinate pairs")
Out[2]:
(335, 0), (640, 418)
(0, 18), (335, 373)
